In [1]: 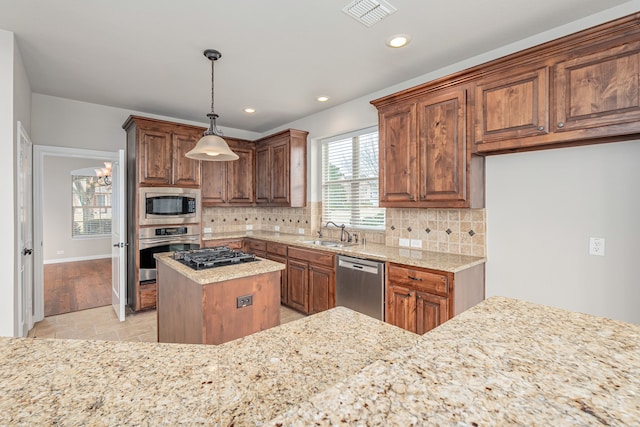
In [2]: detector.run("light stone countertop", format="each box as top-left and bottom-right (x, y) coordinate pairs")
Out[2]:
(202, 231), (486, 273)
(154, 251), (285, 285)
(0, 307), (416, 426)
(2, 298), (638, 426)
(270, 297), (640, 426)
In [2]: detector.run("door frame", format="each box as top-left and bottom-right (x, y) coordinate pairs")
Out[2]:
(33, 145), (119, 323)
(17, 121), (33, 337)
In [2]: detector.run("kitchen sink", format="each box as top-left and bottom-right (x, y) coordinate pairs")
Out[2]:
(300, 239), (357, 248)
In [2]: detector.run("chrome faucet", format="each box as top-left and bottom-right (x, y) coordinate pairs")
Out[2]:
(325, 221), (352, 242)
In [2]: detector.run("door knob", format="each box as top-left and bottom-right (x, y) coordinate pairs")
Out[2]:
(22, 248), (33, 256)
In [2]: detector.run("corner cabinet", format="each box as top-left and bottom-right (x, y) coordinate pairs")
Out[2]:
(201, 138), (255, 206)
(255, 129), (308, 207)
(374, 85), (484, 208)
(123, 116), (202, 188)
(385, 262), (485, 334)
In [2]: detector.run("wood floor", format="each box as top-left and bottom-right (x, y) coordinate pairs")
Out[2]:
(44, 258), (112, 317)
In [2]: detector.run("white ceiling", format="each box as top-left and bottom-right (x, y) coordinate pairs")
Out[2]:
(0, 0), (633, 133)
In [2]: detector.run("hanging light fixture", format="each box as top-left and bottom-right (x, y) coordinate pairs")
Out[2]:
(94, 161), (112, 187)
(186, 49), (239, 161)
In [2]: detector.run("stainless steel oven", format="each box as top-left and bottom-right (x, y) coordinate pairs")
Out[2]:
(138, 224), (200, 284)
(139, 187), (200, 226)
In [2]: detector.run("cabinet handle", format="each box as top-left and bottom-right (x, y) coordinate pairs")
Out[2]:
(420, 194), (425, 200)
(408, 276), (423, 281)
(409, 195), (415, 201)
(557, 122), (565, 128)
(537, 126), (544, 131)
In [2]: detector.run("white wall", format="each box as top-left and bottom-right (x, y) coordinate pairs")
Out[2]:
(43, 156), (112, 262)
(31, 94), (261, 151)
(486, 141), (640, 324)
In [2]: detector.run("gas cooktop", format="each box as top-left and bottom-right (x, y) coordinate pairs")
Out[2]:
(172, 247), (259, 270)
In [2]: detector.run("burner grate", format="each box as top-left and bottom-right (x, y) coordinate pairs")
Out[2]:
(173, 247), (258, 270)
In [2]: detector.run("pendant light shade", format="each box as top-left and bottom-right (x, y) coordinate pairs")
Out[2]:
(186, 49), (239, 161)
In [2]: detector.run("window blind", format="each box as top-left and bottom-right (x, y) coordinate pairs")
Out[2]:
(72, 175), (112, 238)
(321, 128), (385, 229)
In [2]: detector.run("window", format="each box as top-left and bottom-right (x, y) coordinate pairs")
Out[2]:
(322, 127), (385, 229)
(72, 175), (112, 238)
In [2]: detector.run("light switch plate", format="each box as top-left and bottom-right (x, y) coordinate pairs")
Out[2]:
(298, 228), (305, 234)
(246, 224), (253, 230)
(399, 238), (410, 247)
(203, 227), (212, 234)
(274, 225), (280, 232)
(410, 239), (422, 249)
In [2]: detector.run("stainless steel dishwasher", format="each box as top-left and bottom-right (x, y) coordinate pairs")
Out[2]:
(336, 255), (385, 320)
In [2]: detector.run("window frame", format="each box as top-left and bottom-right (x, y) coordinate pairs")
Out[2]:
(71, 174), (112, 239)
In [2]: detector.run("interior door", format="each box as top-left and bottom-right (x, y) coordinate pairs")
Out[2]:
(17, 122), (34, 337)
(111, 149), (126, 321)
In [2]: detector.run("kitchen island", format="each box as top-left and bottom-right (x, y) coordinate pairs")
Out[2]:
(155, 251), (285, 345)
(1, 298), (638, 425)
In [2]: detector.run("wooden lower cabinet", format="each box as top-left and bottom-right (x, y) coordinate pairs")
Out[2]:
(287, 259), (308, 312)
(267, 253), (288, 305)
(385, 262), (484, 334)
(286, 246), (336, 315)
(139, 284), (157, 311)
(308, 265), (332, 315)
(244, 238), (267, 258)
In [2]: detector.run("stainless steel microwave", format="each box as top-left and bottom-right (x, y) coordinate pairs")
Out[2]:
(139, 187), (200, 225)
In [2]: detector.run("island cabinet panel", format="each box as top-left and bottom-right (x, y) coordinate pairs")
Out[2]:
(385, 262), (484, 334)
(378, 102), (417, 204)
(201, 139), (255, 206)
(254, 129), (308, 207)
(475, 66), (550, 144)
(555, 41), (640, 134)
(374, 85), (483, 208)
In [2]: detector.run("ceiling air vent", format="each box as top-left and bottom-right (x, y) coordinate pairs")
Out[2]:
(342, 0), (397, 27)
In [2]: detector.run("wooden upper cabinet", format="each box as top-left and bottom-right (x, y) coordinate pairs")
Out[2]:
(374, 85), (482, 208)
(475, 66), (550, 145)
(254, 129), (308, 207)
(378, 102), (417, 204)
(418, 87), (467, 204)
(555, 41), (640, 133)
(172, 131), (201, 187)
(201, 139), (254, 206)
(125, 116), (204, 188)
(139, 128), (172, 185)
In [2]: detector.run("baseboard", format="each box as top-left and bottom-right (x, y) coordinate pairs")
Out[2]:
(43, 254), (112, 265)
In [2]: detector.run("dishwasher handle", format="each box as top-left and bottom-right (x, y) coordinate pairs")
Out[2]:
(338, 259), (380, 275)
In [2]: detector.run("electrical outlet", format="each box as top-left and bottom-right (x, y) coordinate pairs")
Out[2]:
(236, 295), (253, 308)
(203, 227), (212, 234)
(246, 224), (253, 230)
(399, 238), (410, 247)
(589, 237), (605, 256)
(410, 239), (422, 249)
(274, 225), (280, 232)
(298, 228), (305, 234)
(56, 250), (64, 255)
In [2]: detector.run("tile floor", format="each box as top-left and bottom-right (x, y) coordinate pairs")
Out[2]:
(28, 304), (306, 343)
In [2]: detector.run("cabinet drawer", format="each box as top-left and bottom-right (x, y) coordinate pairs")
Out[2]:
(387, 263), (449, 296)
(288, 246), (335, 268)
(245, 239), (267, 252)
(202, 239), (243, 249)
(140, 285), (157, 310)
(266, 242), (287, 256)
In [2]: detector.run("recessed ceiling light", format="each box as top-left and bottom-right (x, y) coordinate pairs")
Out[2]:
(387, 34), (410, 48)
(317, 96), (329, 102)
(243, 108), (256, 114)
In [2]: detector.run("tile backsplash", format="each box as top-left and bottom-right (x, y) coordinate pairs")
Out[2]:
(202, 205), (485, 257)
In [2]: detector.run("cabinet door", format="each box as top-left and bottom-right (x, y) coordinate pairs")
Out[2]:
(418, 87), (467, 203)
(172, 131), (201, 187)
(139, 128), (172, 185)
(475, 66), (549, 144)
(201, 161), (227, 205)
(415, 291), (448, 335)
(255, 145), (271, 204)
(378, 102), (418, 205)
(555, 42), (640, 133)
(385, 284), (416, 333)
(287, 259), (309, 313)
(270, 139), (290, 205)
(267, 254), (288, 305)
(308, 264), (333, 315)
(227, 145), (255, 204)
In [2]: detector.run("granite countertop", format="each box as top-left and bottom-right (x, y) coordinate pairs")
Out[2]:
(2, 298), (638, 425)
(0, 307), (416, 426)
(154, 252), (285, 285)
(202, 231), (486, 273)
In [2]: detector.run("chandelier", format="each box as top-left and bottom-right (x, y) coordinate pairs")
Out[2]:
(94, 161), (112, 187)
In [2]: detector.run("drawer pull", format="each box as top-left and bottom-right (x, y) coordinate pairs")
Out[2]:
(408, 276), (423, 281)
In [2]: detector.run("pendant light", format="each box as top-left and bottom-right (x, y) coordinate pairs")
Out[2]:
(186, 49), (239, 161)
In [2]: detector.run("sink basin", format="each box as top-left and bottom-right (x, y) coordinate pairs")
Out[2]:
(300, 240), (357, 248)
